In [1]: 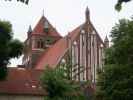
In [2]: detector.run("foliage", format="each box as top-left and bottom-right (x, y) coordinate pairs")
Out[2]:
(5, 0), (29, 4)
(96, 18), (133, 100)
(106, 19), (133, 65)
(115, 0), (132, 11)
(0, 67), (7, 80)
(40, 66), (85, 100)
(0, 20), (23, 80)
(63, 53), (72, 80)
(96, 65), (133, 100)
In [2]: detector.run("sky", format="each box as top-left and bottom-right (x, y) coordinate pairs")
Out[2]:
(0, 0), (133, 67)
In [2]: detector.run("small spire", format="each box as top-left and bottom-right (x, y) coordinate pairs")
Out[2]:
(27, 25), (32, 33)
(104, 35), (109, 48)
(85, 6), (90, 22)
(104, 35), (109, 42)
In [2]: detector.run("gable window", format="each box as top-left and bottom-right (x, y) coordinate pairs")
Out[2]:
(45, 37), (54, 46)
(44, 21), (49, 33)
(37, 39), (44, 48)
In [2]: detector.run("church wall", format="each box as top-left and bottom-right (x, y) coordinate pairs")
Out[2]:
(58, 28), (104, 83)
(79, 33), (85, 81)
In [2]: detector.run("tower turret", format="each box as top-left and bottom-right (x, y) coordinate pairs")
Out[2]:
(104, 36), (109, 48)
(27, 25), (32, 37)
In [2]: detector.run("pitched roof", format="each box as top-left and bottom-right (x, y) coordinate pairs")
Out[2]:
(0, 68), (46, 95)
(35, 21), (104, 70)
(32, 16), (62, 38)
(35, 38), (67, 69)
(35, 25), (82, 70)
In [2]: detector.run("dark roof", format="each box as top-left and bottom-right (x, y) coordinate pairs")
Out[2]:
(0, 68), (46, 96)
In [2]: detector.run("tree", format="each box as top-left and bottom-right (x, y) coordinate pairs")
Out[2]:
(40, 66), (85, 100)
(96, 18), (133, 100)
(0, 20), (23, 80)
(5, 0), (29, 4)
(115, 0), (132, 11)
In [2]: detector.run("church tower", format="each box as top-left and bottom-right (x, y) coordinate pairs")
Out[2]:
(22, 15), (62, 68)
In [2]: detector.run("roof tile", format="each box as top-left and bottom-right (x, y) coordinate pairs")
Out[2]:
(0, 68), (46, 95)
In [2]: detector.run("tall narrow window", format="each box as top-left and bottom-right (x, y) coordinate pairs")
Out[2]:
(36, 39), (44, 48)
(44, 21), (49, 33)
(37, 41), (40, 48)
(40, 41), (44, 48)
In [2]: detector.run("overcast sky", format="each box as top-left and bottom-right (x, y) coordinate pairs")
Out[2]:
(0, 0), (133, 67)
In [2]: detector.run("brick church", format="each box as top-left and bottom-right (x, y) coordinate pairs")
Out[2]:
(0, 7), (109, 99)
(22, 7), (108, 82)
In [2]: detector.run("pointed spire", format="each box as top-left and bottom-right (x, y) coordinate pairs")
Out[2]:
(104, 35), (109, 48)
(27, 25), (32, 34)
(104, 35), (109, 42)
(85, 6), (90, 22)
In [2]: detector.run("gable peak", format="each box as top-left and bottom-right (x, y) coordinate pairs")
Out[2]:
(32, 14), (61, 37)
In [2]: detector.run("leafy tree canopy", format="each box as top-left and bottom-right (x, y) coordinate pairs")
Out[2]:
(40, 66), (86, 100)
(5, 0), (29, 4)
(0, 20), (23, 80)
(96, 18), (133, 100)
(115, 0), (132, 11)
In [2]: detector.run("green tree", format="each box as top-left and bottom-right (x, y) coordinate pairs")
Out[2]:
(5, 0), (29, 4)
(40, 66), (85, 100)
(115, 0), (132, 11)
(96, 18), (133, 100)
(0, 20), (23, 80)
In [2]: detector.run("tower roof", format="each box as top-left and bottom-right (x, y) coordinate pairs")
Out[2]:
(32, 15), (62, 37)
(27, 25), (32, 34)
(86, 6), (90, 15)
(104, 35), (109, 42)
